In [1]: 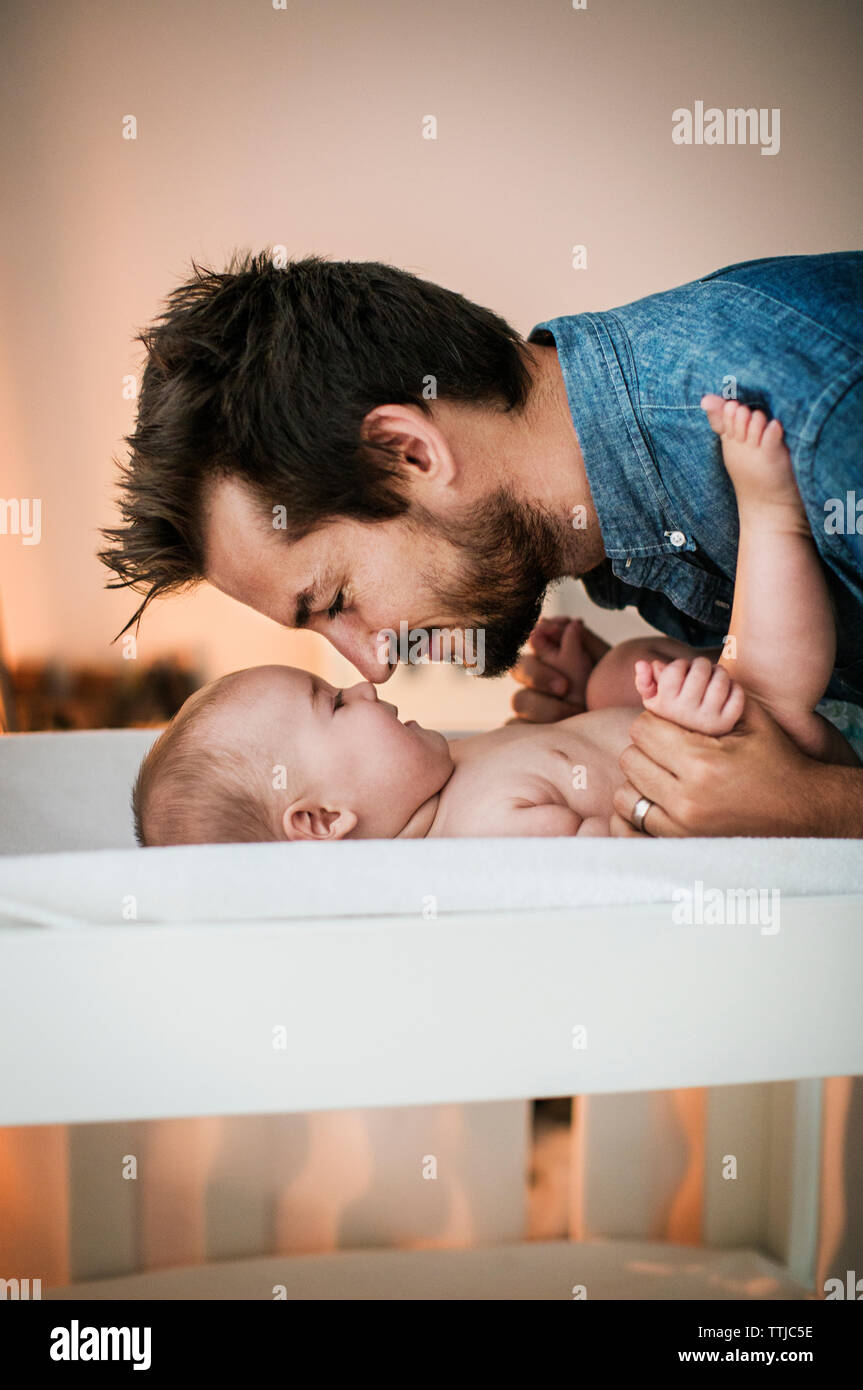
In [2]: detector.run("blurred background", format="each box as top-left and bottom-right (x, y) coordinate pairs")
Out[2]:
(2, 0), (861, 733)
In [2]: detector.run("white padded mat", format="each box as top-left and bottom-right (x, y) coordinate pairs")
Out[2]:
(0, 728), (157, 855)
(0, 836), (861, 927)
(0, 728), (860, 927)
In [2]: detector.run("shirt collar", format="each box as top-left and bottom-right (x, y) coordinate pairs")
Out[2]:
(528, 313), (696, 560)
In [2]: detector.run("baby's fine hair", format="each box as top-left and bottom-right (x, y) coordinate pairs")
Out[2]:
(132, 675), (283, 846)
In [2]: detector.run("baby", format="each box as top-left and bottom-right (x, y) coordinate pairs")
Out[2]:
(134, 400), (859, 846)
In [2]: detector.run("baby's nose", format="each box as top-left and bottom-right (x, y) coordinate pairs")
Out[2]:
(351, 682), (379, 703)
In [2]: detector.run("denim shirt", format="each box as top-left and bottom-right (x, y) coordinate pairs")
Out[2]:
(529, 252), (863, 703)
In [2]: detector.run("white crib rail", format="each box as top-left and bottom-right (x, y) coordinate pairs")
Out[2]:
(1, 894), (860, 1128)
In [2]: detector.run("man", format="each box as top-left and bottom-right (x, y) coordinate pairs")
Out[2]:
(101, 251), (863, 836)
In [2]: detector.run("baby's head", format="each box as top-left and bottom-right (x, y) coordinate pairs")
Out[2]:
(133, 665), (454, 846)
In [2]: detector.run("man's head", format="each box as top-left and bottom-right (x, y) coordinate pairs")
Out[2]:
(134, 664), (454, 846)
(102, 253), (592, 679)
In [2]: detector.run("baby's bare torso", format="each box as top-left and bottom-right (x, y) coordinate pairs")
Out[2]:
(428, 706), (635, 838)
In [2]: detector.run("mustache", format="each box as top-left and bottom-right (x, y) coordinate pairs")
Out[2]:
(417, 490), (562, 678)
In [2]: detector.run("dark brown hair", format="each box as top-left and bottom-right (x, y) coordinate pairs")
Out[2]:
(100, 251), (534, 634)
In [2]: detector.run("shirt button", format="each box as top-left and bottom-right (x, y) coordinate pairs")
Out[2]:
(668, 530), (686, 547)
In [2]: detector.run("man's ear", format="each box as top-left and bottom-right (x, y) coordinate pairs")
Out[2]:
(282, 802), (358, 842)
(361, 403), (458, 494)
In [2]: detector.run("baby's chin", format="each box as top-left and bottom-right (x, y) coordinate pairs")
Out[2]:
(394, 719), (453, 785)
(404, 720), (453, 769)
(402, 717), (446, 745)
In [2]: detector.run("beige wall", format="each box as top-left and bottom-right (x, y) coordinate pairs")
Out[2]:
(1, 0), (861, 728)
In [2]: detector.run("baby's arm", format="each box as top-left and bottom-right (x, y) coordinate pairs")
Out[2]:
(471, 800), (584, 837)
(457, 795), (608, 837)
(585, 635), (722, 710)
(515, 617), (724, 715)
(518, 806), (610, 837)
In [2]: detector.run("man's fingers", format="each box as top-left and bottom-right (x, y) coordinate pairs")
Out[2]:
(533, 616), (611, 667)
(577, 623), (612, 664)
(627, 710), (712, 768)
(733, 692), (777, 734)
(558, 618), (605, 676)
(609, 810), (648, 838)
(557, 619), (585, 666)
(528, 616), (569, 656)
(510, 686), (573, 723)
(533, 614), (570, 636)
(512, 613), (611, 723)
(511, 653), (570, 698)
(618, 743), (680, 804)
(612, 778), (685, 838)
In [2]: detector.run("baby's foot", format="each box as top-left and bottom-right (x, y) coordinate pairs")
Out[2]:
(701, 395), (806, 526)
(634, 655), (746, 735)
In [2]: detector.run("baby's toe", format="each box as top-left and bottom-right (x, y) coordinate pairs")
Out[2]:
(732, 404), (751, 442)
(721, 399), (739, 436)
(746, 409), (767, 446)
(701, 394), (727, 436)
(762, 417), (785, 450)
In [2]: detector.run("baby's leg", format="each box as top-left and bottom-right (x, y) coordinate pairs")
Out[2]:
(701, 396), (855, 764)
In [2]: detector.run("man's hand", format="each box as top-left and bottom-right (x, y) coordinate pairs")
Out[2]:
(510, 616), (610, 723)
(611, 697), (863, 838)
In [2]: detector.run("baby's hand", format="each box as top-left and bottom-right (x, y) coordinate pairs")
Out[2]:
(634, 656), (746, 736)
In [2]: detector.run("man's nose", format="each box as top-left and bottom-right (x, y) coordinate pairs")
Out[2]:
(324, 622), (395, 684)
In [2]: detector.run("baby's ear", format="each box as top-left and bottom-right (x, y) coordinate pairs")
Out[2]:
(282, 804), (357, 841)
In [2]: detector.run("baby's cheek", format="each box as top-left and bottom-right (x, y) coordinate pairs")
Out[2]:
(401, 732), (446, 794)
(375, 732), (421, 789)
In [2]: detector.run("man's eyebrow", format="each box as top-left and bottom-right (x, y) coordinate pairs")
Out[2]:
(294, 572), (339, 628)
(294, 588), (314, 628)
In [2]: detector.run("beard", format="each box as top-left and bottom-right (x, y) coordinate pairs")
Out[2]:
(413, 488), (568, 678)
